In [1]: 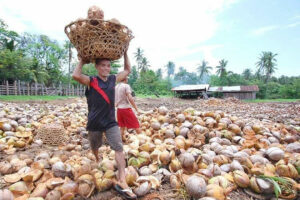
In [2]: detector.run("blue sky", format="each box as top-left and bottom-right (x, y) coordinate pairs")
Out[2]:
(211, 0), (300, 76)
(0, 0), (299, 77)
(177, 0), (300, 76)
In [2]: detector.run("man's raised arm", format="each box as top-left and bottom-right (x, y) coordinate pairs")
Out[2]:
(72, 58), (90, 86)
(116, 49), (131, 82)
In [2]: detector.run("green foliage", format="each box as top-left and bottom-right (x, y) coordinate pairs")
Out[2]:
(216, 59), (228, 77)
(197, 60), (212, 83)
(166, 61), (175, 78)
(256, 51), (278, 83)
(259, 175), (293, 200)
(128, 66), (138, 85)
(131, 70), (172, 96)
(156, 68), (162, 80)
(174, 67), (199, 85)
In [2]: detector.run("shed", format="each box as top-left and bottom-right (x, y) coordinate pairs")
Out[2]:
(208, 85), (259, 100)
(171, 84), (209, 98)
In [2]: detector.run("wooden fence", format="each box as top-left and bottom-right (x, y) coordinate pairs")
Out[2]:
(0, 80), (86, 96)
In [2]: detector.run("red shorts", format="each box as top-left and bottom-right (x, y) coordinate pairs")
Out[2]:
(117, 108), (140, 129)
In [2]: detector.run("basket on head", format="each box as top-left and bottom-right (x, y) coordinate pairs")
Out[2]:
(35, 123), (68, 146)
(65, 19), (134, 63)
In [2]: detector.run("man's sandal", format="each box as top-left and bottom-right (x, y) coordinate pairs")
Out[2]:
(114, 184), (137, 200)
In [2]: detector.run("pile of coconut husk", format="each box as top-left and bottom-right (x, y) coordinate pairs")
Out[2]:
(0, 101), (299, 200)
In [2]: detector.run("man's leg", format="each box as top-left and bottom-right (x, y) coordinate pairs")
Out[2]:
(88, 131), (103, 163)
(120, 127), (126, 140)
(105, 126), (136, 198)
(115, 151), (127, 185)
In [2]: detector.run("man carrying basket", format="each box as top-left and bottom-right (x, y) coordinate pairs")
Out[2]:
(72, 48), (137, 199)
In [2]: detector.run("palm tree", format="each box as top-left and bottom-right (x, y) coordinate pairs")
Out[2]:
(134, 48), (144, 70)
(242, 68), (252, 80)
(166, 61), (175, 78)
(197, 60), (212, 82)
(256, 51), (278, 83)
(140, 57), (149, 72)
(216, 59), (228, 77)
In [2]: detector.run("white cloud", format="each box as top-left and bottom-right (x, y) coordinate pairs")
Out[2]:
(0, 0), (237, 73)
(287, 21), (300, 28)
(290, 15), (300, 20)
(251, 25), (279, 36)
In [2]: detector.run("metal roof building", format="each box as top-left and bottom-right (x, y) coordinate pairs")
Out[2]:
(208, 85), (259, 100)
(172, 84), (259, 99)
(171, 84), (209, 98)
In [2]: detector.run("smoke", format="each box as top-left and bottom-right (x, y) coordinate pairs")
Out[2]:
(170, 74), (211, 88)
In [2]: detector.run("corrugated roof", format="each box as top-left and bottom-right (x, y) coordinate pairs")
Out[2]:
(208, 85), (259, 92)
(172, 84), (209, 91)
(240, 85), (259, 92)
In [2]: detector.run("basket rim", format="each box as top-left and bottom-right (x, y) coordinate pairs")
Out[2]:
(64, 19), (134, 39)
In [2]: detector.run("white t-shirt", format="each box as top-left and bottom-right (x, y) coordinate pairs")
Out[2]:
(115, 82), (132, 109)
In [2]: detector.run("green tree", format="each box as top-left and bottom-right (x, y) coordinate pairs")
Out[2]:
(197, 60), (212, 83)
(156, 68), (162, 79)
(135, 70), (158, 95)
(0, 49), (26, 81)
(174, 67), (198, 85)
(63, 40), (74, 82)
(111, 60), (121, 74)
(256, 51), (278, 83)
(24, 58), (50, 84)
(166, 61), (175, 78)
(20, 33), (67, 85)
(0, 19), (19, 51)
(216, 59), (228, 77)
(128, 65), (138, 86)
(134, 47), (144, 71)
(140, 57), (149, 72)
(242, 68), (252, 80)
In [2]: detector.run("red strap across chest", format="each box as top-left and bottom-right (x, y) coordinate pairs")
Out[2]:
(90, 77), (111, 105)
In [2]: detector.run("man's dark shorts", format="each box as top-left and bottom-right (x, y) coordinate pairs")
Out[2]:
(88, 125), (123, 152)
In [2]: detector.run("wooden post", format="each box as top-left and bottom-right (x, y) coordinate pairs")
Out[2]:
(18, 80), (21, 95)
(14, 80), (17, 95)
(35, 82), (37, 95)
(44, 84), (48, 95)
(27, 83), (30, 95)
(53, 84), (57, 96)
(6, 80), (9, 95)
(22, 82), (25, 95)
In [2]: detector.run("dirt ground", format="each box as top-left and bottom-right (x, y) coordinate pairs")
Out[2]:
(1, 97), (299, 200)
(28, 96), (299, 126)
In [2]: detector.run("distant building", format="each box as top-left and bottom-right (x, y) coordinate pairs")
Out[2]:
(208, 85), (259, 100)
(172, 84), (259, 100)
(171, 84), (209, 98)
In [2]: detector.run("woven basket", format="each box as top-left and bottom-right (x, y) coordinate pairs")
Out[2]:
(65, 19), (133, 62)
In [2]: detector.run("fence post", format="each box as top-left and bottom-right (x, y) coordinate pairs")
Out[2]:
(6, 80), (9, 95)
(35, 82), (37, 95)
(27, 83), (30, 95)
(18, 80), (21, 95)
(13, 80), (17, 95)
